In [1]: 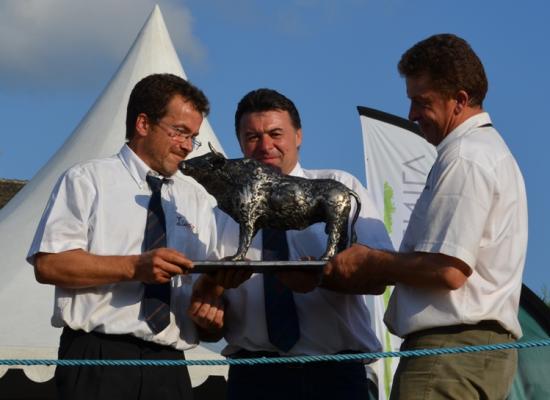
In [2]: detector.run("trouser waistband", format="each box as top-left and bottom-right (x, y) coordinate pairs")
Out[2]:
(61, 327), (179, 352)
(406, 320), (510, 339)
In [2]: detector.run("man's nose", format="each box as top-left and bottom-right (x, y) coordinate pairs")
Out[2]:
(180, 137), (194, 152)
(258, 133), (274, 150)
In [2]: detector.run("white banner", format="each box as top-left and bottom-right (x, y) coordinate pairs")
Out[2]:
(358, 106), (436, 399)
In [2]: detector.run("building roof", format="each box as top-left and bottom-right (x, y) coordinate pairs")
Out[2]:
(0, 179), (27, 209)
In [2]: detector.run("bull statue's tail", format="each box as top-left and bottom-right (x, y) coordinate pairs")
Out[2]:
(348, 190), (361, 245)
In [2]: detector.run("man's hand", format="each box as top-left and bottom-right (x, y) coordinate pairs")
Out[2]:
(322, 244), (471, 293)
(275, 270), (322, 293)
(133, 248), (193, 284)
(204, 256), (253, 289)
(270, 255), (320, 293)
(208, 268), (253, 289)
(321, 244), (386, 294)
(34, 248), (193, 289)
(188, 274), (225, 341)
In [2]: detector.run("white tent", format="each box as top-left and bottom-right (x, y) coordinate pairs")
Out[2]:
(0, 5), (226, 385)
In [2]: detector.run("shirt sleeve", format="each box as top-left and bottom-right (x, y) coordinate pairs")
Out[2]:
(27, 167), (96, 264)
(412, 157), (494, 268)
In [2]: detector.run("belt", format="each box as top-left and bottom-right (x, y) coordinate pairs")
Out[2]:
(407, 320), (510, 338)
(62, 327), (178, 352)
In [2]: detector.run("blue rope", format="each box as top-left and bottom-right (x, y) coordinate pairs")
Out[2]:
(1, 339), (549, 367)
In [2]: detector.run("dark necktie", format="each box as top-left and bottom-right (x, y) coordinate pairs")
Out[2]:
(141, 175), (171, 334)
(263, 228), (300, 352)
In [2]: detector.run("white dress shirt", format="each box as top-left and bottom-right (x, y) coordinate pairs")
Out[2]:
(384, 113), (528, 339)
(217, 163), (393, 356)
(27, 144), (219, 350)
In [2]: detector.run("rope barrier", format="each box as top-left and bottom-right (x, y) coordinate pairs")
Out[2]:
(1, 339), (549, 367)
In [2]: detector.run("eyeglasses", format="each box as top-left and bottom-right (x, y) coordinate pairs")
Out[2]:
(155, 120), (202, 150)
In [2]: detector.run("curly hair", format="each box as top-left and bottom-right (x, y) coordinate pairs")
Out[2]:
(234, 88), (301, 138)
(398, 34), (488, 107)
(126, 73), (210, 141)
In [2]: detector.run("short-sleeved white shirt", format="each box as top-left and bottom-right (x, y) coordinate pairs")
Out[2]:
(384, 113), (528, 339)
(217, 163), (394, 356)
(27, 144), (219, 350)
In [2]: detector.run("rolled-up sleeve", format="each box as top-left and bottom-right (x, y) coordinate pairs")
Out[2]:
(27, 167), (96, 265)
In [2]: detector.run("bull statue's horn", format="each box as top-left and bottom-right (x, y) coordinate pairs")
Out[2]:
(208, 142), (225, 158)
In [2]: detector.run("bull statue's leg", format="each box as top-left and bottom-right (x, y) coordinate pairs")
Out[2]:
(321, 192), (351, 260)
(231, 218), (258, 261)
(321, 220), (339, 260)
(335, 219), (350, 253)
(322, 218), (349, 260)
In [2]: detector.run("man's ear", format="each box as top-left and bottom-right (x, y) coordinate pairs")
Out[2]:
(454, 90), (469, 115)
(295, 128), (303, 148)
(135, 113), (150, 138)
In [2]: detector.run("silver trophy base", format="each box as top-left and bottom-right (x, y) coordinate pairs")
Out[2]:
(191, 260), (325, 273)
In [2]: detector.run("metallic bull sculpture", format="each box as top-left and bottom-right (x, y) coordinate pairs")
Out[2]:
(179, 143), (361, 261)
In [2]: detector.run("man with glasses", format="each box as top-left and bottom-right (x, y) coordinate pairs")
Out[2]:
(28, 73), (217, 400)
(188, 88), (393, 400)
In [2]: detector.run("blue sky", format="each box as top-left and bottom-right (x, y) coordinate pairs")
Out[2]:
(1, 0), (548, 295)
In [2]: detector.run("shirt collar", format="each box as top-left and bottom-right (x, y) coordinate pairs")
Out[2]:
(288, 162), (305, 178)
(118, 144), (160, 189)
(437, 112), (492, 153)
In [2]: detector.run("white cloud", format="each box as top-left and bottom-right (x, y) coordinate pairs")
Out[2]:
(0, 0), (206, 89)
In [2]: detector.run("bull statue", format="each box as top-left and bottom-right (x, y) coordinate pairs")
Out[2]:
(179, 143), (361, 261)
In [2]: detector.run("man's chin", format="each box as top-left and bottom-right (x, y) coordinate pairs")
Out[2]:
(259, 159), (282, 171)
(419, 129), (435, 145)
(161, 162), (180, 177)
(168, 153), (189, 171)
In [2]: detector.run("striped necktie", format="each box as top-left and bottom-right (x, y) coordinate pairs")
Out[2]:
(141, 175), (171, 334)
(263, 228), (300, 352)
